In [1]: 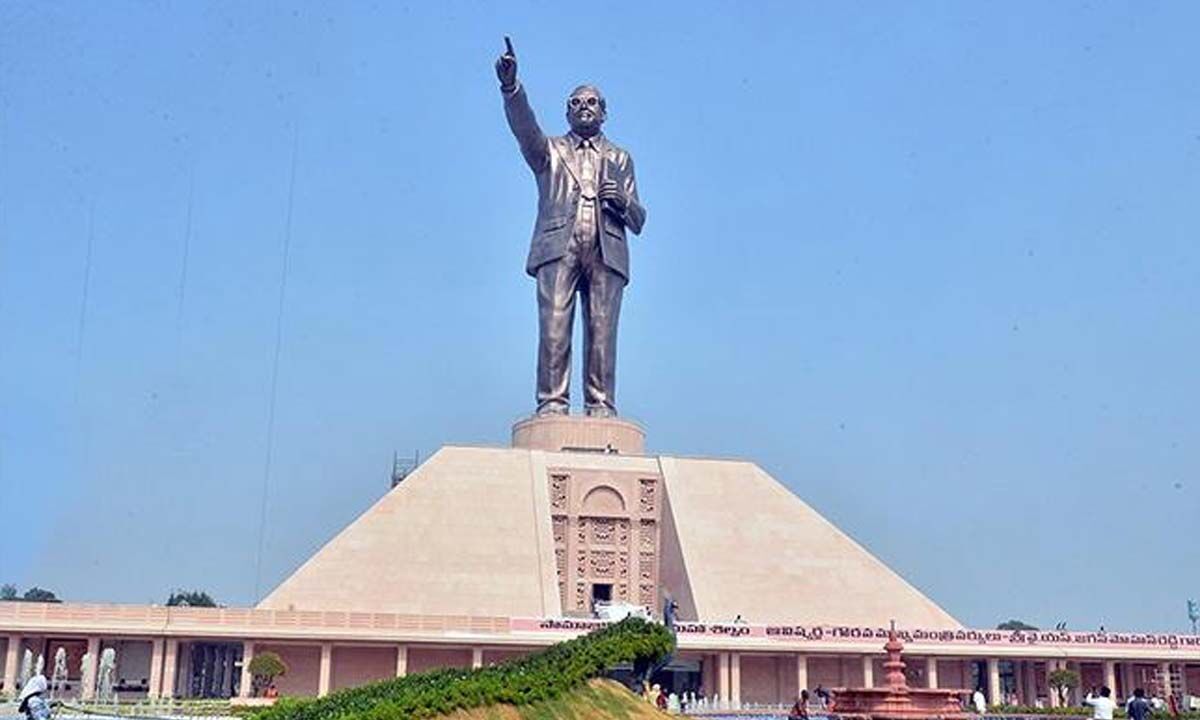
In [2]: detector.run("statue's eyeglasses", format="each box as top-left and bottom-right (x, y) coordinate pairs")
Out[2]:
(569, 96), (600, 108)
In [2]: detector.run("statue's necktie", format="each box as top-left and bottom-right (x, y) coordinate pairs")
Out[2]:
(580, 141), (597, 200)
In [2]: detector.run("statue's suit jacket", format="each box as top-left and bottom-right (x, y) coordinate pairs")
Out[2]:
(503, 83), (646, 280)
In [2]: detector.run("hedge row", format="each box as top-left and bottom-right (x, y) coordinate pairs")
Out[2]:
(252, 617), (674, 720)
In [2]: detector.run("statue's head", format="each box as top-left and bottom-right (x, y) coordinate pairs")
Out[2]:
(566, 85), (606, 137)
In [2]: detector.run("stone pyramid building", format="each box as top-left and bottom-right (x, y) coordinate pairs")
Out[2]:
(259, 416), (960, 630)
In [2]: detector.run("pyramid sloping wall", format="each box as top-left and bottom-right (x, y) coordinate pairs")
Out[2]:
(260, 444), (960, 630)
(258, 446), (562, 616)
(658, 456), (960, 629)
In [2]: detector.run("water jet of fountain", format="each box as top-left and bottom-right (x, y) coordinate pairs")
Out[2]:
(18, 649), (33, 687)
(50, 648), (68, 700)
(97, 648), (117, 706)
(79, 653), (94, 701)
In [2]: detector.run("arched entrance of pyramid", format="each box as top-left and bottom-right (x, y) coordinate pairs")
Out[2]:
(548, 465), (662, 616)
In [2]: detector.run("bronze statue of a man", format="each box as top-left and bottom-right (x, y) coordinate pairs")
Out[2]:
(496, 39), (646, 418)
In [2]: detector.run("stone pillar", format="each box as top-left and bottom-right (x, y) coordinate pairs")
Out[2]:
(1159, 662), (1173, 698)
(926, 657), (939, 689)
(471, 648), (483, 669)
(796, 654), (808, 693)
(730, 653), (742, 709)
(395, 646), (408, 677)
(1070, 661), (1083, 705)
(988, 658), (1002, 706)
(1104, 661), (1117, 696)
(318, 644), (333, 698)
(3, 635), (19, 699)
(1014, 660), (1025, 703)
(718, 653), (731, 706)
(147, 639), (165, 699)
(222, 647), (236, 698)
(238, 641), (254, 699)
(863, 655), (875, 688)
(161, 640), (178, 699)
(1177, 664), (1188, 698)
(81, 637), (100, 701)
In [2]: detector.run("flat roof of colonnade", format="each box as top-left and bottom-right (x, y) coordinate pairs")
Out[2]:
(2, 602), (1198, 661)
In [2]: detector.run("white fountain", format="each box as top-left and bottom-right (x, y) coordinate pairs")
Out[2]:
(79, 652), (93, 701)
(97, 647), (117, 706)
(17, 649), (32, 687)
(49, 647), (68, 701)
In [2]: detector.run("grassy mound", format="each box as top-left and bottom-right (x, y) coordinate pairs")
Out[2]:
(440, 678), (666, 720)
(253, 617), (674, 720)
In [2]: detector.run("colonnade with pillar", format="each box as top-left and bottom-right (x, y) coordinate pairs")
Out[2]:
(2, 633), (1197, 706)
(691, 653), (1198, 710)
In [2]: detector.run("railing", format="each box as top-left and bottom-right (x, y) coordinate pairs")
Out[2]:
(0, 603), (511, 635)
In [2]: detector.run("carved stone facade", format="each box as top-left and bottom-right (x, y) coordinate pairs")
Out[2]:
(547, 468), (662, 615)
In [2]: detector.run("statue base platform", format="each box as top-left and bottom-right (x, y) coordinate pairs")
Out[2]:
(511, 414), (645, 454)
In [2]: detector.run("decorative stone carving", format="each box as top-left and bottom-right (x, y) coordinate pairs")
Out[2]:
(639, 519), (656, 551)
(592, 517), (615, 544)
(550, 474), (569, 510)
(617, 518), (630, 545)
(639, 478), (656, 513)
(590, 550), (616, 578)
(545, 468), (664, 615)
(639, 551), (656, 581)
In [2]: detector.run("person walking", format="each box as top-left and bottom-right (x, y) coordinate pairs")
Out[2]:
(1085, 686), (1116, 720)
(790, 689), (811, 720)
(17, 675), (52, 720)
(1127, 688), (1154, 720)
(815, 685), (830, 708)
(973, 687), (988, 714)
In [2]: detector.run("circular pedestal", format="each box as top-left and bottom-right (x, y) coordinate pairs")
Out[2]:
(511, 414), (645, 454)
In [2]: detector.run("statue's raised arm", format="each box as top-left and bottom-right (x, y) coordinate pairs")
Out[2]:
(496, 37), (548, 171)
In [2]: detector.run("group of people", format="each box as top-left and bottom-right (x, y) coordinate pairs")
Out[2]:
(1085, 686), (1174, 720)
(966, 684), (1170, 719)
(789, 686), (833, 719)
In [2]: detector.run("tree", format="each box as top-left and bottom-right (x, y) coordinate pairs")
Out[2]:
(1048, 668), (1080, 706)
(22, 587), (61, 603)
(997, 620), (1039, 631)
(0, 584), (17, 601)
(247, 652), (288, 697)
(166, 590), (217, 607)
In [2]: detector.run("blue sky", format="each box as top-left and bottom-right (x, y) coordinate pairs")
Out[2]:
(1, 1), (1197, 631)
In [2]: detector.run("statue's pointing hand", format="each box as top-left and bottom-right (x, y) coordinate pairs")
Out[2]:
(496, 36), (518, 89)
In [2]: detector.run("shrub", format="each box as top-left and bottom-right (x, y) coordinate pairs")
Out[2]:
(248, 651), (288, 696)
(251, 617), (674, 720)
(1047, 668), (1080, 706)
